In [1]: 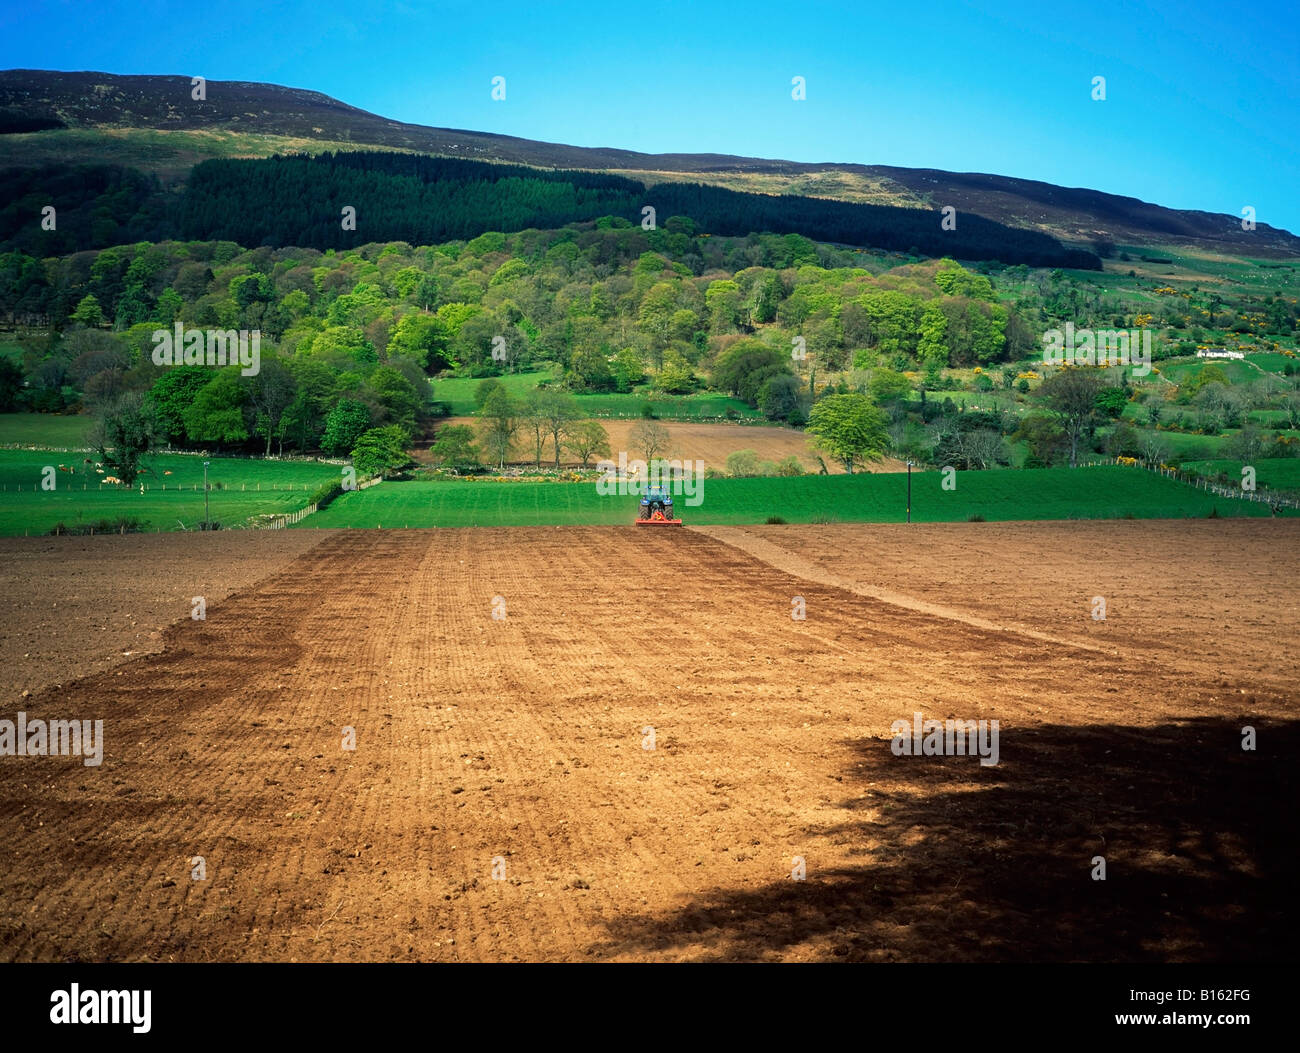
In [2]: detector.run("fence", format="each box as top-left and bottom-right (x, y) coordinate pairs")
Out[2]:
(1083, 456), (1300, 511)
(3, 481), (325, 492)
(256, 473), (383, 530)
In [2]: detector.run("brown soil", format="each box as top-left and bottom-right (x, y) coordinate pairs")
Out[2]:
(425, 418), (907, 475)
(0, 531), (330, 698)
(0, 523), (1295, 962)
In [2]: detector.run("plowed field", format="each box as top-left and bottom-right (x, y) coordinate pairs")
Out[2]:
(1, 522), (1296, 962)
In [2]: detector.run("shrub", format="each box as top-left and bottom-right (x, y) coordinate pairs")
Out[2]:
(765, 515), (787, 524)
(47, 516), (148, 535)
(309, 479), (345, 510)
(967, 513), (986, 522)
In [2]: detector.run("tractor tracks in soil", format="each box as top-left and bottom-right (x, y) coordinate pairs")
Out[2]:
(1, 525), (1293, 961)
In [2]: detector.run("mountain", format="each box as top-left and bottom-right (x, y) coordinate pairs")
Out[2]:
(2, 68), (1297, 258)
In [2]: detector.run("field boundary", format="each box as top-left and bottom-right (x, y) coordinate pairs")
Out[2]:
(256, 474), (382, 529)
(1082, 456), (1300, 510)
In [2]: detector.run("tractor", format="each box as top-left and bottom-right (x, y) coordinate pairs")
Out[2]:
(636, 485), (683, 526)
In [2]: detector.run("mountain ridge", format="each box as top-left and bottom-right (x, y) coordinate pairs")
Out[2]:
(2, 68), (1296, 257)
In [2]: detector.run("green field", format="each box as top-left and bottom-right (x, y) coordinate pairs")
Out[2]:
(300, 466), (1287, 529)
(429, 370), (557, 415)
(1182, 458), (1300, 492)
(0, 413), (95, 449)
(570, 391), (762, 420)
(0, 450), (342, 535)
(429, 370), (761, 420)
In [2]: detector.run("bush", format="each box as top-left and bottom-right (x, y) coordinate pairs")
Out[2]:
(48, 516), (148, 535)
(309, 479), (345, 510)
(726, 449), (760, 477)
(967, 513), (986, 522)
(764, 515), (787, 524)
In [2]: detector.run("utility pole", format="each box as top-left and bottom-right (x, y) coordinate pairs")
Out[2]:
(906, 460), (914, 523)
(203, 461), (210, 530)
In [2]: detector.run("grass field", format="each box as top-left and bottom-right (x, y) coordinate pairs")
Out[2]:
(430, 370), (556, 415)
(302, 465), (1287, 529)
(1182, 458), (1300, 492)
(570, 392), (762, 419)
(0, 413), (94, 448)
(0, 450), (341, 535)
(429, 370), (762, 419)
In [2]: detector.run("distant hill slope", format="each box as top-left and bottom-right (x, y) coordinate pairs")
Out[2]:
(2, 68), (1297, 257)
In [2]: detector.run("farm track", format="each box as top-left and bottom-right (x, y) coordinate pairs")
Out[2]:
(0, 524), (1296, 961)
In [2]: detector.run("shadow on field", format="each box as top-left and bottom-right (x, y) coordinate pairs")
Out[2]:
(594, 718), (1300, 962)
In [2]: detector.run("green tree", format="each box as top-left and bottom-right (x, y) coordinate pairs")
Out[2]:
(917, 300), (949, 367)
(726, 449), (760, 477)
(71, 294), (105, 328)
(656, 347), (695, 394)
(305, 325), (377, 365)
(388, 312), (451, 371)
(1095, 386), (1128, 419)
(1038, 368), (1105, 467)
(805, 393), (888, 473)
(869, 367), (912, 405)
(1012, 411), (1068, 467)
(705, 279), (742, 333)
(474, 377), (503, 410)
(148, 366), (211, 444)
(758, 373), (803, 422)
(569, 344), (615, 391)
(0, 357), (23, 411)
(477, 387), (520, 469)
(247, 356), (297, 455)
(429, 423), (480, 470)
(535, 389), (581, 468)
(321, 398), (372, 456)
(563, 419), (611, 467)
(183, 372), (249, 447)
(712, 340), (790, 405)
(612, 346), (645, 392)
(350, 425), (411, 478)
(281, 358), (340, 452)
(90, 393), (157, 486)
(366, 365), (420, 439)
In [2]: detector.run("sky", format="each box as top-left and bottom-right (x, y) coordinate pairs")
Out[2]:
(4, 0), (1298, 233)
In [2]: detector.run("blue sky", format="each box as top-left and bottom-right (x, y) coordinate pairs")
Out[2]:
(5, 0), (1298, 233)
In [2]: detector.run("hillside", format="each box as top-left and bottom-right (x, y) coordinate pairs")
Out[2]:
(3, 69), (1297, 259)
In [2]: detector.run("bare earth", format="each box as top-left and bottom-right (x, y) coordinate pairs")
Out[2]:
(0, 522), (1295, 962)
(0, 532), (329, 697)
(432, 418), (907, 474)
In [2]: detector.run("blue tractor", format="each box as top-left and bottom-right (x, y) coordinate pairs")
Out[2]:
(636, 485), (682, 526)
